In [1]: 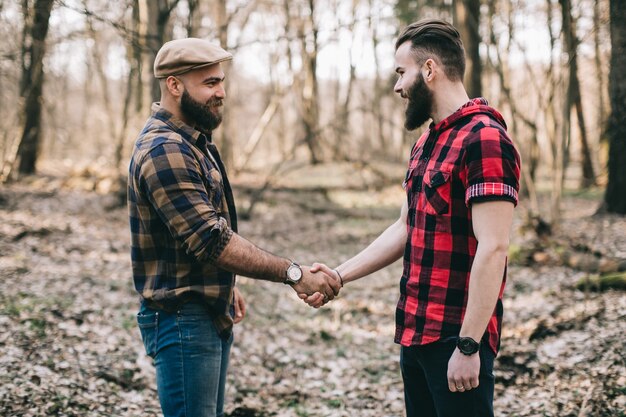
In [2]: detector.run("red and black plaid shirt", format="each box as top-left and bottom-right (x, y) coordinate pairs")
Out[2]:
(395, 98), (521, 355)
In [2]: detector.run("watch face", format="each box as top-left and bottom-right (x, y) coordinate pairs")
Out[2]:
(287, 265), (302, 281)
(459, 339), (472, 351)
(458, 337), (479, 354)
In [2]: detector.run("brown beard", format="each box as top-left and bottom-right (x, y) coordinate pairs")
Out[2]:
(180, 89), (223, 132)
(404, 73), (433, 131)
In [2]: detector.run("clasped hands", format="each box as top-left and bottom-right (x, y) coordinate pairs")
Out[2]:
(292, 263), (339, 308)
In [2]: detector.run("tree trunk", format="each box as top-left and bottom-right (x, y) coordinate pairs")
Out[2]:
(135, 0), (147, 113)
(604, 0), (626, 214)
(453, 0), (482, 98)
(299, 0), (322, 164)
(560, 0), (596, 188)
(85, 4), (118, 159)
(368, 0), (386, 156)
(15, 0), (54, 175)
(335, 0), (357, 160)
(552, 0), (574, 227)
(235, 93), (282, 173)
(115, 0), (143, 169)
(186, 0), (201, 37)
(211, 0), (256, 170)
(212, 0), (234, 169)
(545, 0), (558, 164)
(594, 0), (606, 141)
(146, 0), (176, 103)
(486, 0), (539, 214)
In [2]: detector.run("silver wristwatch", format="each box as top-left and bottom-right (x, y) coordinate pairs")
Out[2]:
(284, 261), (303, 285)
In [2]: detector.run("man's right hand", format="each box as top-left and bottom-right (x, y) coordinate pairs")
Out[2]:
(296, 263), (341, 308)
(292, 265), (340, 302)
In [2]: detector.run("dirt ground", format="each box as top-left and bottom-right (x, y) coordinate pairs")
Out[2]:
(0, 172), (624, 416)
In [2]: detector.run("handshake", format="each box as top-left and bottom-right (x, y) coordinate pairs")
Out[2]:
(290, 263), (342, 308)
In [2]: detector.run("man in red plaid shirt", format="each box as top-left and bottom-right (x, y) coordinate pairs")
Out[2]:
(303, 19), (520, 416)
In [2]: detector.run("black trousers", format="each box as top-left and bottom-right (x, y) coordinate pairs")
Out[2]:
(400, 337), (495, 417)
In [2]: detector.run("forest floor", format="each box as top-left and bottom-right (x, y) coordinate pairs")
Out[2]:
(0, 167), (625, 417)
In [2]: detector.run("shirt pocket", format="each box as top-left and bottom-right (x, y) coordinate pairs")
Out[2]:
(201, 163), (224, 211)
(423, 169), (452, 215)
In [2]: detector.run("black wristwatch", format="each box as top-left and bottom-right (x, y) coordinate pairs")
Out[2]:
(456, 337), (480, 355)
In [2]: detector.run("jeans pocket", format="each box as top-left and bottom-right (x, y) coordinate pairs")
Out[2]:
(137, 311), (159, 358)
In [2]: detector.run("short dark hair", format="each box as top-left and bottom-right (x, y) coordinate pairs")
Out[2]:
(395, 19), (465, 82)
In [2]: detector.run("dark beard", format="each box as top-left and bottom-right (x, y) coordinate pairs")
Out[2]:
(180, 89), (223, 132)
(404, 73), (433, 131)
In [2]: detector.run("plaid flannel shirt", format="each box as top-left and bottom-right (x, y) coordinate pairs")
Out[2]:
(396, 98), (521, 354)
(128, 103), (237, 338)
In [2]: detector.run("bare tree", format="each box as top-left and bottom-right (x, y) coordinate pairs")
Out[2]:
(593, 0), (607, 142)
(212, 0), (233, 167)
(115, 0), (143, 169)
(485, 0), (540, 216)
(367, 0), (391, 156)
(299, 0), (323, 163)
(333, 0), (358, 160)
(283, 0), (322, 164)
(12, 0), (55, 177)
(211, 0), (256, 168)
(603, 0), (626, 214)
(453, 0), (481, 98)
(186, 0), (201, 37)
(559, 0), (596, 188)
(145, 0), (178, 103)
(85, 2), (119, 158)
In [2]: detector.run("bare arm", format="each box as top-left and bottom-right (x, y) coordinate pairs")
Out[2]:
(216, 233), (341, 298)
(447, 200), (514, 393)
(460, 200), (514, 341)
(335, 199), (408, 284)
(215, 233), (290, 282)
(303, 200), (407, 306)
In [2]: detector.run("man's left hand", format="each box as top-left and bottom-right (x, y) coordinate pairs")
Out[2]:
(447, 348), (480, 393)
(233, 287), (246, 324)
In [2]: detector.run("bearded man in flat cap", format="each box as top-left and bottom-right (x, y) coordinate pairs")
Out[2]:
(127, 38), (340, 417)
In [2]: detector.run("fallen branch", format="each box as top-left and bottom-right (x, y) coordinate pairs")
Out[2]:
(576, 272), (626, 292)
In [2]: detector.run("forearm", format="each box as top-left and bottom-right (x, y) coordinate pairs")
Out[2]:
(459, 243), (508, 341)
(215, 233), (289, 282)
(336, 219), (406, 284)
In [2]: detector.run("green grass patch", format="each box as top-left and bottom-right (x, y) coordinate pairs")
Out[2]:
(326, 399), (342, 408)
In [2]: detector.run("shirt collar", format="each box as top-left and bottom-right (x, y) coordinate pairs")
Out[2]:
(150, 102), (210, 146)
(429, 97), (490, 133)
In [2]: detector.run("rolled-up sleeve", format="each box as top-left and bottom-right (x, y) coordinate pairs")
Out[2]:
(139, 141), (233, 262)
(463, 127), (521, 207)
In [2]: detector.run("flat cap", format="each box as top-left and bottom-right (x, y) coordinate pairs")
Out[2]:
(154, 38), (233, 78)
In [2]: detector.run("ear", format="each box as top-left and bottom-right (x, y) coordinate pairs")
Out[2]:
(165, 76), (183, 97)
(422, 58), (436, 82)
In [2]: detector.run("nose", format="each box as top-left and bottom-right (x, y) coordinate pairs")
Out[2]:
(393, 79), (402, 95)
(215, 84), (226, 99)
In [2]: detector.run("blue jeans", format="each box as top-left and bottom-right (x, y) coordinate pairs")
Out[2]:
(137, 302), (233, 417)
(400, 337), (495, 417)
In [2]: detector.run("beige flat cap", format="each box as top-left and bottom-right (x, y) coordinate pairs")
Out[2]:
(154, 38), (233, 78)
